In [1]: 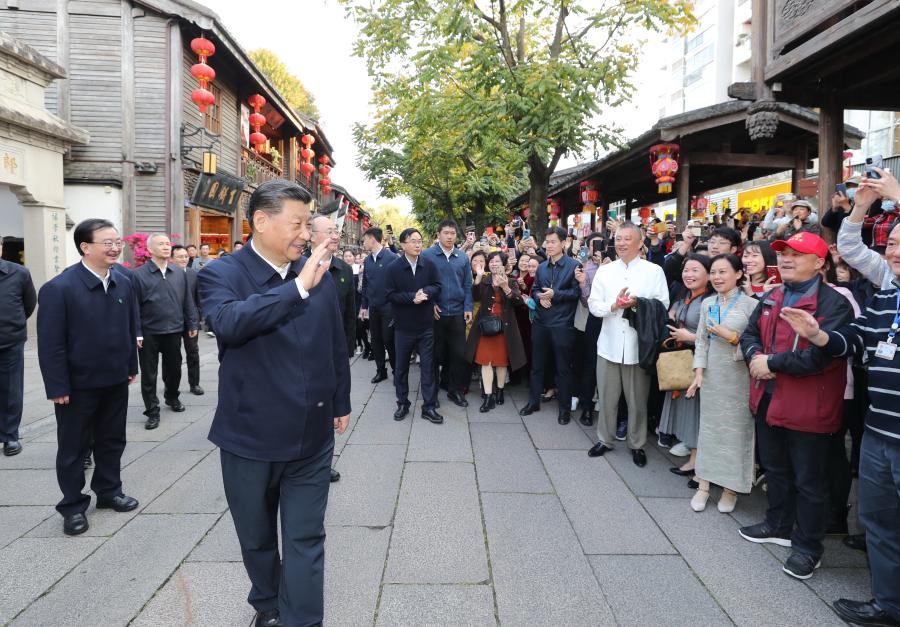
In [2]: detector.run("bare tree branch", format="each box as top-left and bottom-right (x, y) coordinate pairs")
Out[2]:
(516, 15), (525, 63)
(548, 145), (567, 173)
(549, 1), (568, 60)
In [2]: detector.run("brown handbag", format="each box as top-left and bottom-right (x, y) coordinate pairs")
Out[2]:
(656, 337), (695, 392)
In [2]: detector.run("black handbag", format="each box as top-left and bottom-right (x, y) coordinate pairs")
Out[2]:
(478, 314), (503, 336)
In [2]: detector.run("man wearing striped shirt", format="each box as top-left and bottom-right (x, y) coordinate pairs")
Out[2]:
(781, 217), (900, 627)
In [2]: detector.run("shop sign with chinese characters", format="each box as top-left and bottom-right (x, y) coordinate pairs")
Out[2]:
(0, 145), (25, 186)
(50, 209), (64, 276)
(191, 172), (245, 214)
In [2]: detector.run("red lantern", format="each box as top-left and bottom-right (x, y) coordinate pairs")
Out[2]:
(301, 148), (315, 161)
(318, 155), (330, 165)
(299, 162), (315, 177)
(319, 177), (332, 188)
(302, 134), (315, 147)
(247, 94), (267, 152)
(322, 185), (331, 195)
(579, 181), (600, 204)
(318, 165), (331, 177)
(649, 143), (680, 194)
(298, 134), (316, 179)
(190, 37), (216, 113)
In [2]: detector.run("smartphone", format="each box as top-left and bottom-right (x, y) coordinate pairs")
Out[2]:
(836, 183), (848, 197)
(866, 154), (884, 179)
(386, 224), (393, 233)
(690, 226), (702, 237)
(766, 265), (782, 283)
(578, 247), (589, 262)
(522, 228), (531, 239)
(591, 239), (604, 255)
(479, 236), (489, 247)
(608, 209), (618, 220)
(675, 234), (684, 242)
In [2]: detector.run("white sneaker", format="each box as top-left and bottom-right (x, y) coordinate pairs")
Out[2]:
(718, 490), (738, 513)
(670, 442), (691, 457)
(205, 331), (215, 338)
(691, 489), (709, 512)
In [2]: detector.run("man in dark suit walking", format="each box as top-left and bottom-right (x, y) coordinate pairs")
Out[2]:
(309, 215), (356, 359)
(131, 234), (198, 429)
(37, 219), (140, 536)
(171, 244), (204, 396)
(360, 226), (398, 383)
(0, 236), (37, 457)
(385, 228), (443, 424)
(199, 179), (351, 627)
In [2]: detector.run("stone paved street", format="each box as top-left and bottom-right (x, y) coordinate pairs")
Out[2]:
(0, 335), (871, 626)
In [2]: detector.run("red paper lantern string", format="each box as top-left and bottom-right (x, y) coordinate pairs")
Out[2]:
(247, 94), (268, 153)
(299, 134), (316, 181)
(190, 37), (217, 113)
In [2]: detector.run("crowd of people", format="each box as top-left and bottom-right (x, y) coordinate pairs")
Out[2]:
(0, 168), (898, 626)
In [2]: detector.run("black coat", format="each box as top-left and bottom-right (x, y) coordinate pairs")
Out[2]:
(622, 297), (669, 370)
(384, 254), (441, 333)
(328, 256), (356, 357)
(0, 259), (36, 349)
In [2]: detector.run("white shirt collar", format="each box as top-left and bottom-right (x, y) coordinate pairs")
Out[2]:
(440, 244), (455, 259)
(82, 260), (111, 292)
(250, 239), (291, 280)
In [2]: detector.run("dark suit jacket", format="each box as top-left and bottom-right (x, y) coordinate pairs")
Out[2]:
(385, 254), (441, 333)
(37, 263), (139, 398)
(198, 246), (351, 462)
(184, 266), (201, 327)
(0, 258), (36, 349)
(361, 247), (398, 314)
(328, 256), (356, 357)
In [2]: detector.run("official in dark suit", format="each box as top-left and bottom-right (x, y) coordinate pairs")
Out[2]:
(37, 219), (140, 536)
(198, 180), (351, 627)
(171, 245), (204, 396)
(309, 215), (356, 358)
(360, 226), (398, 383)
(0, 238), (37, 457)
(131, 233), (198, 429)
(385, 228), (443, 424)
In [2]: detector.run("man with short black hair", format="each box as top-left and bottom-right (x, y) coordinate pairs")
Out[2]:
(171, 245), (203, 396)
(131, 234), (198, 429)
(186, 244), (198, 267)
(423, 218), (473, 407)
(385, 228), (443, 424)
(707, 227), (741, 256)
(195, 243), (212, 270)
(37, 219), (140, 535)
(0, 236), (37, 456)
(199, 179), (350, 627)
(519, 227), (583, 424)
(360, 226), (398, 383)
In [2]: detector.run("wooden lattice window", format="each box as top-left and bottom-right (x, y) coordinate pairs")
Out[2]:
(204, 84), (221, 135)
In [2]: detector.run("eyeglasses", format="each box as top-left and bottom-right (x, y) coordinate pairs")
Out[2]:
(92, 240), (124, 249)
(312, 228), (339, 236)
(404, 239), (424, 245)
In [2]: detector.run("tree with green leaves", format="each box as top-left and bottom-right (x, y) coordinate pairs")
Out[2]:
(343, 0), (694, 234)
(249, 49), (320, 120)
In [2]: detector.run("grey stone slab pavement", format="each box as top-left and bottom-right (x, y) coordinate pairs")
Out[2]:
(642, 497), (846, 626)
(144, 451), (226, 514)
(0, 442), (58, 469)
(540, 450), (675, 555)
(482, 492), (615, 626)
(0, 506), (54, 550)
(470, 423), (553, 494)
(0, 469), (63, 505)
(376, 584), (496, 627)
(187, 511), (243, 563)
(521, 412), (594, 450)
(589, 554), (730, 626)
(347, 400), (413, 445)
(604, 443), (694, 498)
(324, 525), (392, 627)
(385, 462), (488, 584)
(406, 410), (472, 462)
(14, 513), (217, 626)
(325, 444), (406, 527)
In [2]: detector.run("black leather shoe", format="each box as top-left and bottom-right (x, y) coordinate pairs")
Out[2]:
(97, 494), (139, 512)
(632, 449), (647, 467)
(495, 389), (505, 405)
(3, 440), (22, 456)
(669, 466), (694, 476)
(330, 469), (341, 483)
(166, 400), (186, 412)
(393, 404), (410, 421)
(579, 410), (593, 427)
(558, 411), (571, 425)
(190, 385), (205, 396)
(421, 408), (444, 424)
(833, 599), (900, 626)
(540, 392), (556, 403)
(588, 443), (613, 457)
(519, 403), (540, 416)
(255, 608), (283, 627)
(145, 416), (160, 430)
(479, 393), (495, 414)
(844, 533), (868, 552)
(371, 371), (388, 384)
(63, 512), (89, 536)
(687, 478), (699, 490)
(448, 391), (468, 408)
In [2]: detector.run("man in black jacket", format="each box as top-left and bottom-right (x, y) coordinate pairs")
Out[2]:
(171, 245), (204, 396)
(131, 234), (198, 430)
(309, 215), (356, 358)
(385, 228), (443, 424)
(360, 227), (399, 383)
(0, 237), (37, 456)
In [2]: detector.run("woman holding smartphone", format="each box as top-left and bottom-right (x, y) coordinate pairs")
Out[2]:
(686, 254), (759, 513)
(465, 252), (526, 412)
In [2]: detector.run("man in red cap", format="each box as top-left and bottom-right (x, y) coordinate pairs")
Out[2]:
(738, 232), (856, 580)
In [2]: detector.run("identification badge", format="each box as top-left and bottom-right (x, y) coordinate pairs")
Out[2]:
(875, 341), (897, 360)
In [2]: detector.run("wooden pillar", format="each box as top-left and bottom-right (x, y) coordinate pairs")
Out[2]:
(818, 98), (843, 230)
(167, 20), (184, 238)
(624, 197), (633, 222)
(791, 142), (807, 195)
(676, 156), (690, 232)
(121, 0), (136, 236)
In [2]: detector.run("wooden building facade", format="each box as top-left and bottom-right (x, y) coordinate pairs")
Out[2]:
(0, 0), (342, 261)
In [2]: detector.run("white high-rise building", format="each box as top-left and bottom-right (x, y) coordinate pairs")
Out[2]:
(657, 0), (752, 119)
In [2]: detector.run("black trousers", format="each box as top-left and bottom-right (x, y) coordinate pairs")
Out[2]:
(575, 315), (602, 409)
(0, 342), (25, 442)
(182, 330), (200, 388)
(395, 328), (437, 410)
(220, 439), (333, 625)
(139, 332), (182, 417)
(434, 314), (467, 394)
(528, 323), (575, 412)
(756, 394), (831, 558)
(55, 383), (128, 516)
(369, 310), (395, 375)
